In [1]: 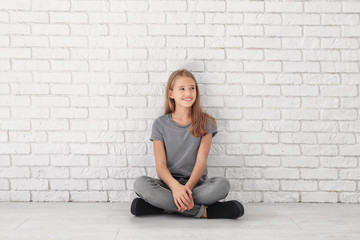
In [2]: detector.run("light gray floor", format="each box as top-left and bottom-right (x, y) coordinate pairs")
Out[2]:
(0, 202), (359, 240)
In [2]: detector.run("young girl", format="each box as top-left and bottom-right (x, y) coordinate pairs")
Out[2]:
(131, 69), (244, 219)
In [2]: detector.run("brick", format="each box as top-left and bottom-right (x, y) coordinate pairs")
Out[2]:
(263, 144), (300, 155)
(70, 143), (107, 155)
(33, 48), (70, 59)
(32, 191), (69, 202)
(0, 167), (30, 178)
(12, 156), (49, 166)
(280, 133), (316, 144)
(70, 191), (107, 202)
(243, 86), (280, 96)
(51, 155), (88, 167)
(227, 1), (264, 12)
(339, 144), (360, 156)
(265, 73), (302, 84)
(0, 24), (30, 35)
(11, 107), (49, 119)
(50, 179), (87, 190)
(244, 37), (281, 49)
(31, 120), (69, 130)
(149, 1), (185, 11)
(49, 132), (86, 143)
(70, 24), (108, 36)
(0, 143), (30, 154)
(10, 131), (47, 142)
(10, 83), (49, 94)
(88, 179), (125, 190)
(11, 179), (48, 190)
(51, 108), (88, 119)
(302, 97), (339, 108)
(301, 169), (338, 179)
(264, 168), (300, 179)
(301, 145), (338, 156)
(71, 167), (108, 179)
(167, 13), (204, 24)
(227, 191), (262, 203)
(33, 72), (71, 83)
(318, 133), (355, 144)
(32, 24), (69, 35)
(86, 132), (124, 143)
(188, 25), (225, 36)
(320, 157), (357, 168)
(70, 96), (108, 107)
(0, 48), (31, 59)
(227, 144), (262, 155)
(225, 97), (262, 108)
(207, 156), (244, 167)
(242, 132), (278, 143)
(282, 13), (320, 25)
(31, 167), (70, 179)
(245, 156), (280, 167)
(302, 121), (338, 132)
(265, 26), (302, 37)
(244, 61), (281, 72)
(32, 143), (69, 154)
(89, 108), (126, 119)
(149, 24), (186, 35)
(244, 180), (279, 191)
(127, 155), (154, 166)
(281, 180), (317, 191)
(263, 120), (300, 132)
(319, 181), (356, 191)
(227, 49), (263, 60)
(264, 192), (299, 203)
(108, 24), (148, 36)
(89, 12), (126, 23)
(0, 0), (30, 10)
(282, 157), (319, 168)
(304, 2), (341, 13)
(321, 110), (357, 120)
(226, 168), (262, 179)
(244, 13), (281, 25)
(12, 60), (50, 71)
(89, 156), (127, 167)
(0, 96), (30, 107)
(282, 109), (318, 120)
(244, 109), (280, 120)
(266, 2), (302, 12)
(301, 192), (337, 203)
(340, 169), (360, 180)
(71, 0), (109, 11)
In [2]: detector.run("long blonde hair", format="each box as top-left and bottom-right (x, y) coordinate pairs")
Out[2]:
(164, 69), (217, 138)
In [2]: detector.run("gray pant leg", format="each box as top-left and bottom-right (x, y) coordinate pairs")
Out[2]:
(192, 176), (231, 205)
(134, 176), (205, 218)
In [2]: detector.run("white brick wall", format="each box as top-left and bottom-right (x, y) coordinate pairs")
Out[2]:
(0, 0), (359, 203)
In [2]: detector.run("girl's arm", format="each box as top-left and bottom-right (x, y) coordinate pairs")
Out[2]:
(153, 140), (193, 211)
(153, 140), (181, 190)
(185, 133), (213, 190)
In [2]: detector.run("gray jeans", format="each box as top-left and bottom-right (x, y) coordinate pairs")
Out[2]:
(134, 175), (231, 218)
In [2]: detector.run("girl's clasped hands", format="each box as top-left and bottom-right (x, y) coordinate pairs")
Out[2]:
(172, 184), (194, 212)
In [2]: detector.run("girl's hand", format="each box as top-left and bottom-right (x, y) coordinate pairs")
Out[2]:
(172, 184), (193, 212)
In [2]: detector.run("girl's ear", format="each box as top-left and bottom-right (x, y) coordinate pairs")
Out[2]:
(169, 89), (174, 99)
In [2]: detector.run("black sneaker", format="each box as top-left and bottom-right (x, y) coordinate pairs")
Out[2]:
(207, 200), (245, 219)
(130, 198), (164, 216)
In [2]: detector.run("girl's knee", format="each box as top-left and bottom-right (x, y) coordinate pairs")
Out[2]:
(217, 177), (231, 193)
(134, 175), (150, 194)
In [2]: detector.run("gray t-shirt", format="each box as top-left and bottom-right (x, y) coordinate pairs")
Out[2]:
(150, 113), (218, 180)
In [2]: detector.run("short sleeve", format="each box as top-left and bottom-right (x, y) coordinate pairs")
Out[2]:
(150, 119), (164, 142)
(206, 118), (218, 138)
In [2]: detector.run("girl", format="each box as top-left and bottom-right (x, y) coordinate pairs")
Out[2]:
(131, 69), (244, 219)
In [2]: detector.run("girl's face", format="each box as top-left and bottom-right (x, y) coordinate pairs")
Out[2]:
(169, 76), (197, 109)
